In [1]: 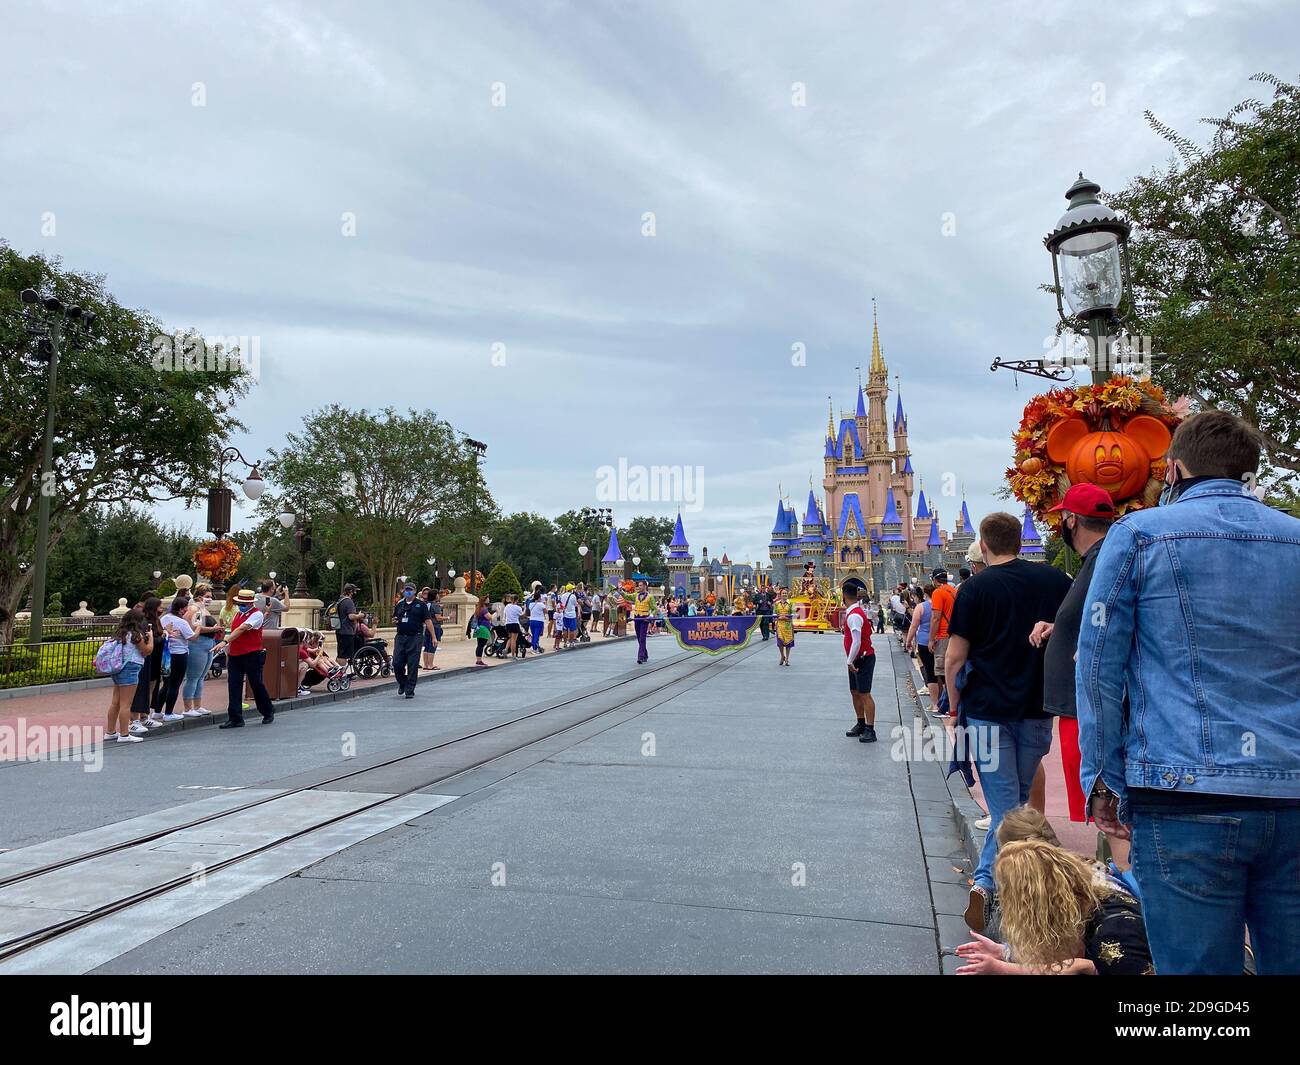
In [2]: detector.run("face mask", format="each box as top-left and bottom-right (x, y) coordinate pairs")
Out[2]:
(1158, 461), (1183, 506)
(1060, 517), (1076, 553)
(403, 590), (415, 599)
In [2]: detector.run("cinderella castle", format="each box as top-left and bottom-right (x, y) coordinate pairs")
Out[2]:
(764, 306), (1044, 596)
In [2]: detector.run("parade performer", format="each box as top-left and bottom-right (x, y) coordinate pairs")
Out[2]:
(774, 588), (794, 666)
(840, 577), (877, 743)
(799, 561), (818, 598)
(630, 579), (655, 664)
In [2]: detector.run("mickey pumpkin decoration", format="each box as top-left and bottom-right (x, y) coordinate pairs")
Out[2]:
(1046, 414), (1171, 502)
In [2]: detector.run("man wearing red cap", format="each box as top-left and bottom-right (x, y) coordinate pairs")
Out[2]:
(1029, 483), (1116, 826)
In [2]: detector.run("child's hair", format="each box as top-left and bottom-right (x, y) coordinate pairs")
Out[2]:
(996, 804), (1061, 848)
(170, 596), (191, 616)
(994, 839), (1110, 970)
(115, 607), (148, 645)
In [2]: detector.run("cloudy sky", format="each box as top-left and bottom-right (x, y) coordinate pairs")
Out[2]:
(3, 0), (1295, 566)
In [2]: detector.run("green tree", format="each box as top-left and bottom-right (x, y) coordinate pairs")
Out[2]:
(482, 561), (522, 603)
(261, 406), (496, 608)
(1106, 73), (1300, 487)
(0, 245), (248, 640)
(481, 512), (569, 588)
(622, 515), (675, 578)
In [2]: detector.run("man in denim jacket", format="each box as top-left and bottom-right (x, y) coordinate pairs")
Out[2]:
(1077, 411), (1300, 974)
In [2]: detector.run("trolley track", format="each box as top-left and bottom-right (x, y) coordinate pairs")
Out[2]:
(0, 644), (754, 964)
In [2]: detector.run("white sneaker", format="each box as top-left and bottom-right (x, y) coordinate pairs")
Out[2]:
(195, 707), (212, 715)
(161, 713), (182, 721)
(974, 815), (991, 831)
(115, 733), (144, 744)
(141, 718), (162, 730)
(182, 709), (204, 718)
(128, 721), (149, 735)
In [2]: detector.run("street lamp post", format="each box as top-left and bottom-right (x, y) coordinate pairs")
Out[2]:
(207, 446), (265, 598)
(15, 289), (96, 648)
(991, 174), (1134, 385)
(1044, 173), (1133, 386)
(277, 506), (313, 598)
(464, 437), (487, 593)
(577, 506), (611, 586)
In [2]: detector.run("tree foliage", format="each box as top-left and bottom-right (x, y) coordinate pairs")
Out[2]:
(481, 561), (522, 604)
(1106, 73), (1300, 486)
(0, 244), (248, 639)
(261, 406), (496, 607)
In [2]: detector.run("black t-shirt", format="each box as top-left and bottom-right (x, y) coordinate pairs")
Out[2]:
(1042, 541), (1102, 718)
(336, 596), (358, 635)
(393, 599), (430, 635)
(949, 558), (1073, 722)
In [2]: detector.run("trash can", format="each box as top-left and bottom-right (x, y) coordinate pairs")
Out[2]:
(252, 628), (300, 700)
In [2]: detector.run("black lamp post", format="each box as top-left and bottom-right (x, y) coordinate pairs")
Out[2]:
(13, 288), (96, 648)
(1044, 173), (1133, 385)
(206, 446), (265, 598)
(577, 506), (611, 585)
(991, 174), (1133, 384)
(464, 437), (487, 592)
(277, 506), (313, 598)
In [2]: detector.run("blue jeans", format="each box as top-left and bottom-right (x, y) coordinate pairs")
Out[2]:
(530, 619), (543, 650)
(967, 715), (1054, 891)
(183, 635), (215, 701)
(1130, 806), (1300, 975)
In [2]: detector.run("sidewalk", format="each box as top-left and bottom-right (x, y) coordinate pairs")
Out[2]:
(1, 627), (631, 760)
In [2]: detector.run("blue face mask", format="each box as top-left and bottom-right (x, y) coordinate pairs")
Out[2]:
(404, 589), (415, 599)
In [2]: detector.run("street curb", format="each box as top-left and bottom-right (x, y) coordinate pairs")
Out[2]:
(124, 632), (637, 743)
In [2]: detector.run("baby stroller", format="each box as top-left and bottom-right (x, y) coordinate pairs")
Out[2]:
(208, 646), (227, 679)
(482, 624), (510, 658)
(576, 613), (592, 643)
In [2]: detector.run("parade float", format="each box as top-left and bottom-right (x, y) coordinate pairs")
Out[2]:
(789, 561), (837, 632)
(1007, 376), (1184, 525)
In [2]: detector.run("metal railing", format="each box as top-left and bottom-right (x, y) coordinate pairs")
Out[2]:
(0, 637), (102, 689)
(11, 616), (118, 643)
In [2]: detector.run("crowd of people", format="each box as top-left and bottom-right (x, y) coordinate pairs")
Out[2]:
(876, 411), (1298, 975)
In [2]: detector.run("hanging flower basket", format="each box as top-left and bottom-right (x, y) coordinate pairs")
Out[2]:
(1007, 376), (1185, 525)
(193, 538), (242, 582)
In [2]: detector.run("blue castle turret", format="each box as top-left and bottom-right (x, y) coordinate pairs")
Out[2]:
(1019, 505), (1044, 561)
(666, 513), (694, 598)
(601, 526), (625, 587)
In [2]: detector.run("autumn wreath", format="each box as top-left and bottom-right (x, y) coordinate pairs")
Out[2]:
(192, 538), (242, 582)
(1008, 377), (1186, 525)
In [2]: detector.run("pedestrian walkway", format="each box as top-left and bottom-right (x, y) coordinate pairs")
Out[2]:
(0, 628), (629, 760)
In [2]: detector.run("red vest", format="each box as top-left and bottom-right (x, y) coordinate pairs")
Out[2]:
(227, 607), (264, 657)
(842, 603), (874, 659)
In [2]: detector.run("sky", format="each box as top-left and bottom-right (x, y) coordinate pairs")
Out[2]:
(3, 0), (1295, 568)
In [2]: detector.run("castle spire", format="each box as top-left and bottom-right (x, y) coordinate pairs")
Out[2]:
(827, 395), (834, 439)
(870, 299), (885, 374)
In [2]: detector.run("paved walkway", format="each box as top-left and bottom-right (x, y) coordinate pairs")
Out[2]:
(1, 629), (947, 974)
(0, 627), (627, 759)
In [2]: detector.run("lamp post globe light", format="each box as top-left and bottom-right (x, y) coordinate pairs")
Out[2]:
(1044, 173), (1132, 385)
(205, 445), (266, 599)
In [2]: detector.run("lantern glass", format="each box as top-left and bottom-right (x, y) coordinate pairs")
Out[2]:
(278, 511), (295, 529)
(1058, 231), (1123, 316)
(243, 472), (265, 500)
(578, 544), (589, 556)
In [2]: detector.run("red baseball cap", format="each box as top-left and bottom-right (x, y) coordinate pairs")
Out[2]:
(1049, 482), (1116, 518)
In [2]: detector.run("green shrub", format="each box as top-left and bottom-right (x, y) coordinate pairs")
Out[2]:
(482, 561), (523, 604)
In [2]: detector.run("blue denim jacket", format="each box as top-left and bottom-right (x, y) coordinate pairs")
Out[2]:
(1077, 479), (1300, 810)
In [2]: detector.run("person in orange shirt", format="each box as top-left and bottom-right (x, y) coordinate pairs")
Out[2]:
(928, 567), (957, 710)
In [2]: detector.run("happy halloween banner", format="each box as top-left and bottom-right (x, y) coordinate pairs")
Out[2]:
(665, 615), (759, 654)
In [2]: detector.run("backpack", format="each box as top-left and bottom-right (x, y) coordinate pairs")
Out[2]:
(325, 599), (342, 630)
(94, 638), (127, 676)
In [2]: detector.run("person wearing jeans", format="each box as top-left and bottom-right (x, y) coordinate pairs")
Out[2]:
(1078, 411), (1300, 974)
(945, 511), (1072, 931)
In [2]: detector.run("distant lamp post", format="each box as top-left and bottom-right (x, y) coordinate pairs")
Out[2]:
(275, 506), (313, 598)
(1044, 173), (1132, 385)
(268, 571), (276, 581)
(13, 287), (96, 647)
(577, 506), (611, 585)
(151, 570), (162, 591)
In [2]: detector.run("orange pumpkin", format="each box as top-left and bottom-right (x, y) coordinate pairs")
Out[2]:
(1019, 456), (1044, 476)
(1046, 415), (1171, 501)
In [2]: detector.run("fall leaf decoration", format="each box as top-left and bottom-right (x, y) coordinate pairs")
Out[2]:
(192, 538), (242, 581)
(1008, 377), (1183, 524)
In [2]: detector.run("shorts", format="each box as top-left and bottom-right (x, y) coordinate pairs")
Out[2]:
(916, 644), (937, 685)
(932, 636), (949, 678)
(563, 616), (577, 631)
(505, 623), (521, 635)
(848, 654), (876, 694)
(113, 662), (142, 686)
